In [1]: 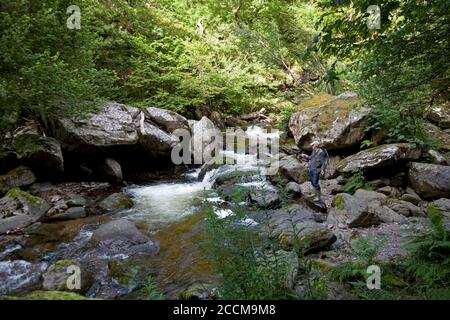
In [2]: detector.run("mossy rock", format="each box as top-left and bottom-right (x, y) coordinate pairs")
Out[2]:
(0, 166), (36, 194)
(25, 291), (90, 300)
(289, 92), (368, 150)
(97, 192), (134, 213)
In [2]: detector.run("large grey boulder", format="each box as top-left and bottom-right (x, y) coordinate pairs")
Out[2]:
(327, 189), (406, 228)
(91, 219), (159, 257)
(13, 134), (64, 177)
(43, 102), (140, 151)
(337, 143), (421, 174)
(0, 188), (49, 234)
(279, 154), (310, 184)
(0, 166), (36, 194)
(408, 162), (450, 199)
(144, 107), (190, 133)
(384, 199), (424, 217)
(137, 120), (178, 159)
(289, 92), (368, 150)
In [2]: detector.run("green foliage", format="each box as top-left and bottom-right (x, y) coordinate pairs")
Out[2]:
(203, 202), (294, 299)
(341, 169), (370, 195)
(330, 235), (381, 283)
(316, 0), (450, 145)
(403, 204), (450, 298)
(144, 275), (164, 300)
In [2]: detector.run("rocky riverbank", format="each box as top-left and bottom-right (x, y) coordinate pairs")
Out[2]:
(1, 93), (449, 299)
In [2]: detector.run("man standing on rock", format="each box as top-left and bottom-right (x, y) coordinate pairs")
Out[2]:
(300, 141), (327, 201)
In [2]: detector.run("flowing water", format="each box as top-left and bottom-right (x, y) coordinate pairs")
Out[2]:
(0, 125), (278, 298)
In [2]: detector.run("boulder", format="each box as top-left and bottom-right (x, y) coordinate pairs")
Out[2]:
(96, 192), (133, 214)
(144, 106), (189, 133)
(279, 154), (310, 184)
(431, 198), (450, 214)
(137, 121), (178, 159)
(265, 204), (322, 239)
(246, 182), (281, 208)
(400, 188), (422, 206)
(384, 199), (424, 217)
(13, 134), (64, 177)
(285, 181), (302, 196)
(0, 166), (36, 194)
(289, 92), (369, 150)
(0, 260), (48, 295)
(428, 149), (449, 165)
(337, 143), (421, 174)
(98, 158), (123, 183)
(42, 260), (83, 292)
(42, 102), (140, 151)
(279, 221), (336, 254)
(408, 162), (450, 199)
(91, 219), (160, 257)
(426, 103), (450, 129)
(327, 189), (387, 228)
(0, 188), (50, 234)
(373, 203), (408, 224)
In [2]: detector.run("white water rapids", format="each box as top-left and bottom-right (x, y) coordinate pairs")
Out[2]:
(122, 125), (280, 228)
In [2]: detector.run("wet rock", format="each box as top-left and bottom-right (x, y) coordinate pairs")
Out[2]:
(91, 219), (159, 257)
(13, 134), (64, 178)
(0, 188), (50, 234)
(279, 154), (310, 184)
(408, 162), (450, 199)
(289, 92), (368, 150)
(47, 207), (86, 221)
(66, 194), (86, 207)
(209, 111), (225, 129)
(42, 260), (86, 292)
(0, 166), (36, 194)
(96, 192), (133, 214)
(0, 260), (48, 295)
(337, 143), (421, 174)
(144, 106), (189, 133)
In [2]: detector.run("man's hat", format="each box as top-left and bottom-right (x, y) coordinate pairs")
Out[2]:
(310, 141), (321, 147)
